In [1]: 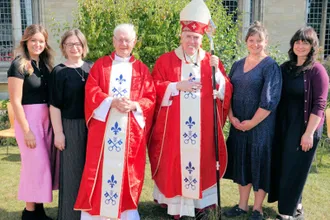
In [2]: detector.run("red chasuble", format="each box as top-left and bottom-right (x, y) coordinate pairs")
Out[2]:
(74, 53), (155, 216)
(148, 49), (232, 199)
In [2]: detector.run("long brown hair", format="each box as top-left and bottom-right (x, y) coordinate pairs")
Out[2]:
(288, 26), (319, 73)
(15, 24), (54, 75)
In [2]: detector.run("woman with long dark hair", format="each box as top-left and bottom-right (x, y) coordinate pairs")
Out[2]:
(268, 27), (329, 220)
(7, 24), (55, 220)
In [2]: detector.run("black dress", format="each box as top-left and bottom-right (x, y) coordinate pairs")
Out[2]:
(268, 67), (322, 215)
(49, 61), (93, 220)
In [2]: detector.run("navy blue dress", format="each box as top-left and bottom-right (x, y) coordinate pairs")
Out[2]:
(224, 56), (282, 192)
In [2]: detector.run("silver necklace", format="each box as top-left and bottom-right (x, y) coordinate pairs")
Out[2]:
(73, 68), (85, 81)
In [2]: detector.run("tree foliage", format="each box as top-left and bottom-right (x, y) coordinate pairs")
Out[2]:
(49, 0), (289, 71)
(74, 0), (239, 71)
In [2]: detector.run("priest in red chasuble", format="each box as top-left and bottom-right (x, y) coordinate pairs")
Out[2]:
(148, 0), (233, 219)
(74, 23), (155, 220)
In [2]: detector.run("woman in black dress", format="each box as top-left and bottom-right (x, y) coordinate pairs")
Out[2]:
(268, 27), (329, 220)
(49, 29), (92, 220)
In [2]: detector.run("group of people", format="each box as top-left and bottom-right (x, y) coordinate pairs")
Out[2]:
(7, 0), (328, 220)
(222, 20), (328, 220)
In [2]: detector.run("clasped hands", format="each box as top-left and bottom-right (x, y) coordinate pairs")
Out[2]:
(111, 97), (137, 113)
(229, 116), (255, 132)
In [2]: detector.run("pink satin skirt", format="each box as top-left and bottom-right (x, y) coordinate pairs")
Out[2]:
(14, 104), (53, 202)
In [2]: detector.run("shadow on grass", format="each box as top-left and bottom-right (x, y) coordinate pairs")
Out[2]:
(310, 163), (330, 174)
(0, 207), (57, 220)
(310, 164), (319, 173)
(314, 162), (330, 169)
(1, 153), (21, 162)
(138, 203), (277, 220)
(219, 206), (277, 220)
(317, 163), (330, 169)
(256, 206), (277, 219)
(220, 206), (277, 220)
(138, 201), (173, 219)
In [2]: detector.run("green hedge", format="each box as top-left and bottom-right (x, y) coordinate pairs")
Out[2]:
(49, 0), (290, 71)
(74, 0), (239, 71)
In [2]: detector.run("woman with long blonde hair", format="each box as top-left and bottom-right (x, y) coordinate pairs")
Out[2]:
(7, 24), (55, 220)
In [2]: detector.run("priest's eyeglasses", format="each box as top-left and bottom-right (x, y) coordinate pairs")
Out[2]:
(114, 36), (135, 44)
(65, 42), (83, 48)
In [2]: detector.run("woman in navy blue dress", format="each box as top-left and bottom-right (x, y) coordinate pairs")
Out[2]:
(223, 21), (282, 220)
(268, 27), (329, 220)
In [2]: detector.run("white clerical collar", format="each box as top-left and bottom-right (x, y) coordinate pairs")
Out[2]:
(115, 54), (131, 62)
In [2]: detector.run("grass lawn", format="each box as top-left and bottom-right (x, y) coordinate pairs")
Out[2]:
(1, 145), (330, 220)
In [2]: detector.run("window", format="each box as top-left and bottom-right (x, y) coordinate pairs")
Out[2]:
(21, 0), (33, 33)
(222, 0), (255, 24)
(307, 0), (330, 58)
(0, 0), (33, 63)
(0, 0), (12, 62)
(222, 0), (239, 22)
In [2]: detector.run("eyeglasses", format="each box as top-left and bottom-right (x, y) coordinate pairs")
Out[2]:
(114, 36), (135, 44)
(65, 42), (83, 48)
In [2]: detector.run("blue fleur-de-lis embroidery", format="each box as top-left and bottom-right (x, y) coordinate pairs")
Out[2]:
(107, 136), (123, 152)
(184, 91), (197, 99)
(107, 175), (117, 188)
(185, 162), (195, 174)
(185, 116), (195, 129)
(112, 87), (128, 97)
(116, 74), (126, 84)
(111, 122), (121, 135)
(104, 190), (118, 205)
(184, 176), (197, 190)
(183, 131), (198, 145)
(188, 73), (196, 82)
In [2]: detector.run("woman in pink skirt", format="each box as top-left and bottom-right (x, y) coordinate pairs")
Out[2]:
(7, 24), (55, 220)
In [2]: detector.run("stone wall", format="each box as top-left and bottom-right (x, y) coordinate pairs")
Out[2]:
(0, 0), (77, 93)
(262, 0), (307, 55)
(43, 0), (78, 65)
